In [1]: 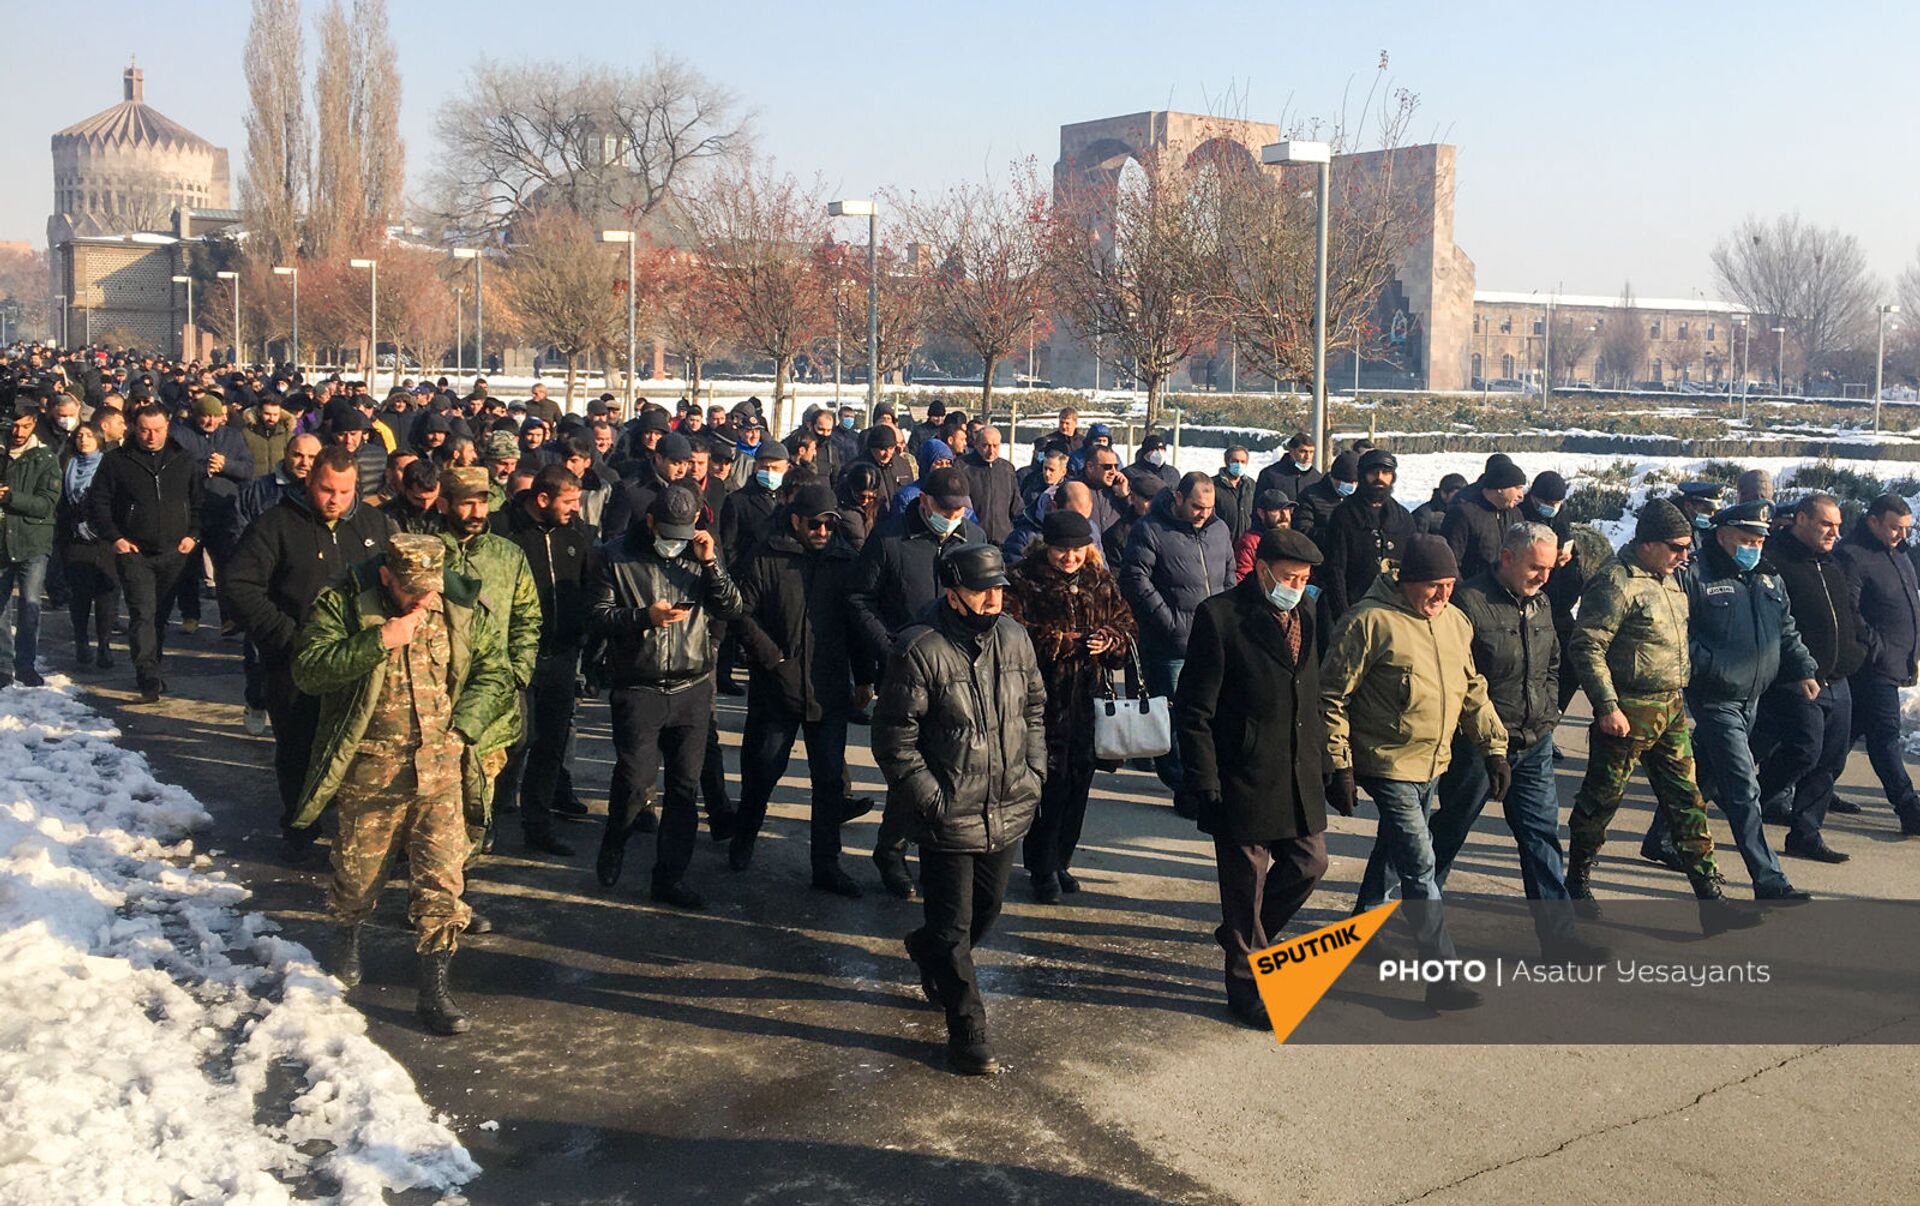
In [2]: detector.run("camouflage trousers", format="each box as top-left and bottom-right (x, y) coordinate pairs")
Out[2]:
(1569, 693), (1719, 879)
(463, 746), (510, 865)
(330, 762), (473, 954)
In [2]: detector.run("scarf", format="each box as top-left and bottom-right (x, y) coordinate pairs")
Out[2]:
(64, 450), (102, 500)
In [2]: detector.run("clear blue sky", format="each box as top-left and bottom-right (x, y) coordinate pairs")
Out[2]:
(10, 0), (1914, 299)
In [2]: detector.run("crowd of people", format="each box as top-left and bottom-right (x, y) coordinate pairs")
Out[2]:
(4, 343), (1919, 1076)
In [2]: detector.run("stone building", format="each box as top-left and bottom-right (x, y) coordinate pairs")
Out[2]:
(1471, 291), (1748, 389)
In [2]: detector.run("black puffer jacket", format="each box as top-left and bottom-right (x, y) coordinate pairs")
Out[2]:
(499, 500), (599, 653)
(732, 521), (872, 719)
(1836, 523), (1920, 685)
(222, 492), (396, 660)
(1765, 531), (1865, 682)
(1442, 490), (1518, 582)
(873, 602), (1047, 855)
(1452, 571), (1561, 751)
(1314, 494), (1414, 619)
(589, 528), (743, 689)
(87, 440), (204, 553)
(1289, 476), (1346, 539)
(1212, 471), (1257, 544)
(718, 479), (781, 568)
(849, 502), (985, 662)
(1118, 488), (1235, 656)
(1256, 456), (1321, 502)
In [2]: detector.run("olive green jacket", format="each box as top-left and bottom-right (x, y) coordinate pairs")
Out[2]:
(289, 560), (515, 828)
(1570, 546), (1691, 714)
(1321, 574), (1506, 782)
(0, 440), (60, 563)
(442, 530), (542, 756)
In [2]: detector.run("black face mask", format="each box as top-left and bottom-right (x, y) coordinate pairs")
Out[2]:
(948, 598), (999, 636)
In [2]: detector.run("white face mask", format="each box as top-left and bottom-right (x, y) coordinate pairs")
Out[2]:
(654, 538), (688, 560)
(1145, 449), (1166, 468)
(55, 415), (78, 432)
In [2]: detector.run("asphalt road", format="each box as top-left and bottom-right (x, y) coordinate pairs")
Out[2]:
(54, 612), (1920, 1205)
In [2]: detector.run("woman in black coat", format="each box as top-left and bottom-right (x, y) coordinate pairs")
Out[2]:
(1173, 528), (1331, 1028)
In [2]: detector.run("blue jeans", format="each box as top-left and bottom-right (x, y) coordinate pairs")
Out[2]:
(1646, 694), (1789, 891)
(1849, 673), (1920, 826)
(0, 554), (48, 675)
(1143, 653), (1185, 795)
(1355, 776), (1456, 961)
(1756, 678), (1851, 846)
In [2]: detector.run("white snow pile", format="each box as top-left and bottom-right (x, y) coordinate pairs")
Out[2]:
(0, 682), (478, 1204)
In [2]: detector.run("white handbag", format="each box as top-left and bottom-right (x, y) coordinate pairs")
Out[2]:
(1093, 654), (1173, 761)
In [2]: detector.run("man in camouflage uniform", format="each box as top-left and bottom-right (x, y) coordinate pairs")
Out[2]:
(1567, 499), (1762, 935)
(291, 533), (514, 1035)
(482, 429), (519, 512)
(439, 467), (543, 887)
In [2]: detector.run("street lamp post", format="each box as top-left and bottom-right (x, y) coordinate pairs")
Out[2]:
(272, 265), (299, 373)
(452, 247), (485, 379)
(52, 294), (66, 346)
(349, 259), (378, 392)
(1263, 140), (1332, 460)
(597, 231), (637, 412)
(1772, 325), (1788, 394)
(828, 199), (879, 421)
(1876, 303), (1902, 433)
(216, 270), (240, 366)
(453, 286), (465, 375)
(170, 274), (194, 358)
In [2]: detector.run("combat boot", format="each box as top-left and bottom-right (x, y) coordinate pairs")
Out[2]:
(416, 951), (471, 1036)
(947, 1026), (1000, 1076)
(330, 923), (364, 989)
(1689, 870), (1764, 937)
(1565, 848), (1601, 918)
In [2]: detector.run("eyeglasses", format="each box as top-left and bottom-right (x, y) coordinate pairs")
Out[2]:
(1661, 540), (1693, 554)
(803, 515), (840, 532)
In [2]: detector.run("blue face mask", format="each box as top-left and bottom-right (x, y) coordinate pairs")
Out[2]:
(1264, 573), (1304, 612)
(1226, 462), (1247, 479)
(1304, 583), (1322, 602)
(1534, 502), (1560, 519)
(756, 468), (784, 491)
(926, 510), (963, 537)
(1334, 480), (1357, 497)
(841, 416), (856, 430)
(1731, 543), (1762, 571)
(1692, 513), (1713, 530)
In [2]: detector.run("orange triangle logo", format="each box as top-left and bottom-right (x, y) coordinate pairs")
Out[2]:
(1249, 902), (1399, 1044)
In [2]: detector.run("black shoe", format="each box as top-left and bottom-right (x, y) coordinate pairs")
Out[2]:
(524, 830), (576, 857)
(1056, 869), (1081, 894)
(1172, 795), (1198, 820)
(1639, 843), (1689, 873)
(632, 806), (659, 834)
(137, 682), (162, 704)
(707, 808), (736, 843)
(1228, 996), (1270, 1030)
(1565, 849), (1602, 918)
(811, 866), (863, 898)
(903, 933), (940, 1007)
(16, 668), (43, 688)
(1826, 798), (1864, 815)
(0, 673), (16, 690)
(1425, 980), (1482, 1011)
(1551, 747), (1566, 764)
(1690, 872), (1765, 935)
(281, 831), (323, 867)
(651, 881), (708, 910)
(1031, 871), (1061, 904)
(837, 796), (876, 824)
(74, 646), (93, 667)
(1902, 818), (1920, 839)
(727, 835), (755, 871)
(874, 850), (916, 899)
(331, 924), (365, 989)
(465, 907), (494, 934)
(716, 678), (745, 697)
(552, 796), (590, 818)
(1755, 883), (1813, 904)
(1540, 932), (1611, 965)
(946, 1029), (1000, 1076)
(95, 647), (114, 670)
(416, 951), (471, 1036)
(1783, 838), (1850, 864)
(596, 832), (627, 887)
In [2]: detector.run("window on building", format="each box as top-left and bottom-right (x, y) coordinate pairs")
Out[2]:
(1649, 320), (1662, 339)
(1500, 316), (1512, 334)
(1706, 323), (1716, 342)
(1502, 353), (1515, 378)
(1678, 322), (1689, 340)
(1533, 318), (1544, 336)
(1471, 353), (1483, 380)
(1652, 358), (1663, 383)
(1473, 315), (1480, 334)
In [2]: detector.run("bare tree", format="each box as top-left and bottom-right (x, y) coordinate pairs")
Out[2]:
(1045, 149), (1225, 427)
(1711, 213), (1878, 378)
(240, 0), (308, 263)
(309, 1), (366, 259)
(432, 56), (748, 238)
(1596, 284), (1649, 387)
(353, 0), (404, 235)
(682, 160), (828, 423)
(1546, 315), (1595, 385)
(1665, 321), (1703, 383)
(814, 233), (933, 392)
(896, 163), (1051, 409)
(641, 244), (736, 401)
(378, 245), (456, 373)
(0, 246), (52, 339)
(498, 208), (625, 407)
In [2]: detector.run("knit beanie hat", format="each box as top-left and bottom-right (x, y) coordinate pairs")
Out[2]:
(1398, 534), (1461, 583)
(1634, 499), (1693, 544)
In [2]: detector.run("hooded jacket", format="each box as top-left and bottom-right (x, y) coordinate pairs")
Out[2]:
(0, 437), (60, 563)
(1836, 521), (1920, 685)
(1118, 487), (1235, 656)
(1321, 574), (1506, 782)
(223, 490), (397, 661)
(240, 408), (295, 477)
(732, 520), (872, 719)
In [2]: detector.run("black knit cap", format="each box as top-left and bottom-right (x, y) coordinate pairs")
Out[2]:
(865, 425), (898, 449)
(1485, 460), (1528, 489)
(1635, 498), (1694, 543)
(1398, 534), (1460, 583)
(1329, 451), (1361, 482)
(1530, 471), (1569, 502)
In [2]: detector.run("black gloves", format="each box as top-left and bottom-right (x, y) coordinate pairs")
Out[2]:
(1326, 768), (1357, 817)
(1485, 754), (1513, 804)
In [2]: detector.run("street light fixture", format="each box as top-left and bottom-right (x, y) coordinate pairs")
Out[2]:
(828, 199), (879, 426)
(453, 286), (465, 375)
(451, 247), (484, 378)
(1876, 303), (1902, 433)
(1262, 140), (1331, 460)
(597, 230), (637, 412)
(216, 270), (240, 367)
(1771, 325), (1788, 395)
(349, 258), (378, 392)
(272, 265), (299, 373)
(170, 274), (194, 357)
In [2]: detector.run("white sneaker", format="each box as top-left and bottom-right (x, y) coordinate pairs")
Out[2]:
(244, 707), (269, 736)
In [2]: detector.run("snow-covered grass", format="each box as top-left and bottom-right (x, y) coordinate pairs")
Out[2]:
(0, 682), (478, 1204)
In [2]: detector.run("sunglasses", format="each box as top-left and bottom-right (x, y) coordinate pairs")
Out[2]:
(803, 515), (840, 532)
(1661, 540), (1693, 554)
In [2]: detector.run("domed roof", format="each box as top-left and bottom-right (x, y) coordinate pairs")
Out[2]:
(53, 67), (213, 153)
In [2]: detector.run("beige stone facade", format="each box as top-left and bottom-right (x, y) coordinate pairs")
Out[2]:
(1471, 292), (1748, 389)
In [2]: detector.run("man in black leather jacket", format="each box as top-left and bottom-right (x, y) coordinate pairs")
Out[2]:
(589, 484), (742, 909)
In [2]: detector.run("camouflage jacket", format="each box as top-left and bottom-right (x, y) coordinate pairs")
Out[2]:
(442, 530), (543, 755)
(1570, 547), (1691, 713)
(289, 559), (515, 827)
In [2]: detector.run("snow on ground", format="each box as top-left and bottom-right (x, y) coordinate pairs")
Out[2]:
(0, 681), (477, 1205)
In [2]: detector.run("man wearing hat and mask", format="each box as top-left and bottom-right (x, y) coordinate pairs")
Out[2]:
(1315, 447), (1413, 620)
(169, 389), (256, 634)
(591, 484), (742, 908)
(1443, 454), (1529, 581)
(291, 531), (516, 1035)
(728, 481), (875, 894)
(1672, 480), (1724, 532)
(1636, 497), (1816, 901)
(1568, 499), (1762, 934)
(1176, 527), (1330, 1027)
(437, 467), (542, 892)
(1289, 449), (1357, 540)
(0, 397), (61, 685)
(846, 423), (915, 510)
(1322, 533), (1506, 1011)
(880, 541), (1046, 1075)
(717, 441), (788, 570)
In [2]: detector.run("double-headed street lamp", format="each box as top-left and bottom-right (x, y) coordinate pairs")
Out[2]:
(349, 258), (379, 392)
(1876, 303), (1902, 433)
(216, 270), (240, 366)
(451, 247), (485, 378)
(597, 230), (638, 411)
(1261, 140), (1331, 460)
(828, 199), (879, 421)
(272, 264), (299, 372)
(170, 274), (194, 357)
